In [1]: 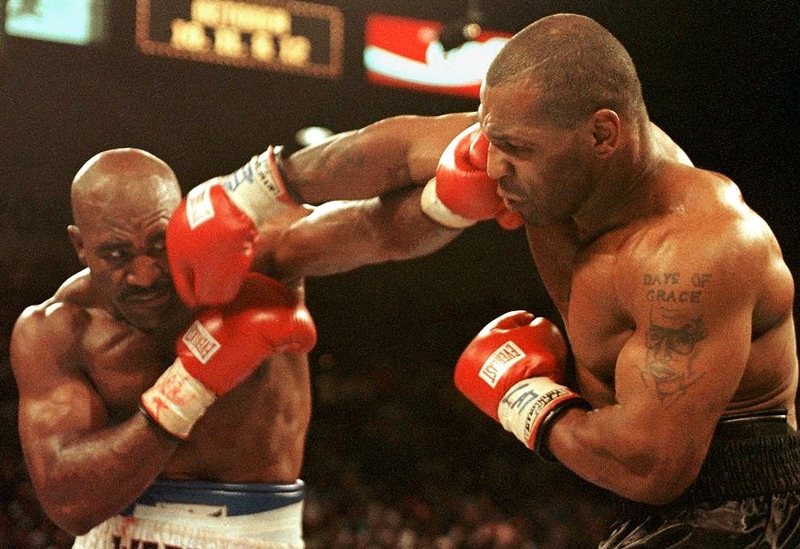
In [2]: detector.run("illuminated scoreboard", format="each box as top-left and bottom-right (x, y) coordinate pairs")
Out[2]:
(136, 0), (344, 78)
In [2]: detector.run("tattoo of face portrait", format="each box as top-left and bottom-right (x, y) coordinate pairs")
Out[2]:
(641, 304), (707, 406)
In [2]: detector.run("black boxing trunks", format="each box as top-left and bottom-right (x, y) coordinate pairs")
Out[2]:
(600, 410), (800, 548)
(72, 479), (306, 549)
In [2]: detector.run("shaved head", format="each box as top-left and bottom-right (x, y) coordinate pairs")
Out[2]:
(67, 148), (184, 329)
(486, 13), (646, 128)
(71, 148), (181, 230)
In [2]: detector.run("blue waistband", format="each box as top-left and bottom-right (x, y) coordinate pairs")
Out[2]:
(123, 479), (305, 516)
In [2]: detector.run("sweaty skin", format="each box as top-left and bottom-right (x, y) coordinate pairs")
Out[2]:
(479, 53), (796, 505)
(10, 113), (474, 536)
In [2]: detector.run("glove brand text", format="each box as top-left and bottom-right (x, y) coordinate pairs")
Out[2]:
(479, 340), (526, 388)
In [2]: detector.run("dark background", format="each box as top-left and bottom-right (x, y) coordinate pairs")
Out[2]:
(0, 1), (798, 548)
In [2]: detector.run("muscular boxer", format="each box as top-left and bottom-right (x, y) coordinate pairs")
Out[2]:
(9, 113), (475, 548)
(440, 14), (799, 547)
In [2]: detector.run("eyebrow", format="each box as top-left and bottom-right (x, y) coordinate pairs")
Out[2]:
(96, 240), (131, 254)
(485, 130), (525, 149)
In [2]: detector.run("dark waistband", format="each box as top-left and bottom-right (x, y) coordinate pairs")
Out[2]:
(122, 479), (305, 517)
(714, 409), (792, 439)
(615, 410), (800, 515)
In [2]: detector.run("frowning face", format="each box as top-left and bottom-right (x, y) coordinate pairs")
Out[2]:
(479, 78), (596, 227)
(70, 178), (184, 332)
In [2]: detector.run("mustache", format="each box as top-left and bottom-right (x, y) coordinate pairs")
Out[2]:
(118, 279), (174, 301)
(497, 176), (520, 194)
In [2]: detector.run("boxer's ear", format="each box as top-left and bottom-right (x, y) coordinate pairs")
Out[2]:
(67, 225), (88, 266)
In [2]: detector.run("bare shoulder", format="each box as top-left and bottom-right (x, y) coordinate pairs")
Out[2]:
(10, 270), (94, 380)
(684, 169), (787, 278)
(650, 122), (693, 166)
(619, 167), (792, 320)
(611, 167), (796, 420)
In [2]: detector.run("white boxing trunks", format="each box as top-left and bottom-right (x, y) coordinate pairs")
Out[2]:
(72, 479), (306, 549)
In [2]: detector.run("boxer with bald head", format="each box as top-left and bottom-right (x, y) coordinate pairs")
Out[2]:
(441, 14), (799, 547)
(9, 113), (475, 548)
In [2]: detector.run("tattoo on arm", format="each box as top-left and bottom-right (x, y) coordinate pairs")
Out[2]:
(640, 271), (711, 405)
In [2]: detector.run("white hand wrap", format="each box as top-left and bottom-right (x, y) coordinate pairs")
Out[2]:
(140, 360), (217, 439)
(221, 145), (298, 225)
(420, 177), (477, 229)
(497, 377), (582, 453)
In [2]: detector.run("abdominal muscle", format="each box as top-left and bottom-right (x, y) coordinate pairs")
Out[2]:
(159, 352), (312, 484)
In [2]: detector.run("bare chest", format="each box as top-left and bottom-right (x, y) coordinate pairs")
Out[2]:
(540, 251), (634, 403)
(81, 321), (175, 420)
(80, 316), (312, 480)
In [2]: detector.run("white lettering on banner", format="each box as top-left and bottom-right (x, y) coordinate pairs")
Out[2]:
(191, 0), (291, 34)
(136, 0), (344, 78)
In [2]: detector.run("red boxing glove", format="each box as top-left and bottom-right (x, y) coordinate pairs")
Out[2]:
(454, 311), (587, 458)
(421, 123), (524, 230)
(167, 146), (298, 307)
(141, 273), (316, 439)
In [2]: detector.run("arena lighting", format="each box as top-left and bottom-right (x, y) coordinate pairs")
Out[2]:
(295, 126), (333, 147)
(437, 0), (484, 51)
(4, 0), (107, 45)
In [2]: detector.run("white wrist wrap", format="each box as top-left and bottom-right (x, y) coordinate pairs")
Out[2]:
(420, 178), (477, 229)
(497, 377), (579, 449)
(140, 360), (217, 439)
(222, 145), (297, 225)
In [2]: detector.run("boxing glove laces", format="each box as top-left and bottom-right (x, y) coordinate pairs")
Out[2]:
(141, 273), (316, 439)
(167, 146), (299, 307)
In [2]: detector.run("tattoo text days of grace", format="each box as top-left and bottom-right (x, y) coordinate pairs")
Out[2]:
(641, 271), (711, 405)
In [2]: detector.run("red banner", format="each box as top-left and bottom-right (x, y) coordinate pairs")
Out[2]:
(364, 14), (510, 98)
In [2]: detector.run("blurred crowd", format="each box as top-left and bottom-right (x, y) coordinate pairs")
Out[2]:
(0, 333), (615, 549)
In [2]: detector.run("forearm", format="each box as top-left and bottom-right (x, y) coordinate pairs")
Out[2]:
(452, 311), (708, 504)
(545, 406), (705, 504)
(267, 187), (462, 279)
(282, 113), (477, 204)
(31, 412), (178, 535)
(166, 113), (475, 306)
